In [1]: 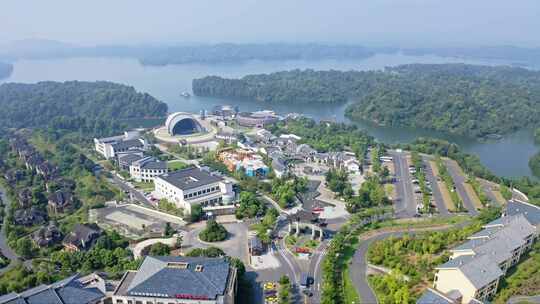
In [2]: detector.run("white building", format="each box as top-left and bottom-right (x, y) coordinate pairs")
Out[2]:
(94, 131), (145, 159)
(129, 156), (168, 183)
(154, 167), (234, 215)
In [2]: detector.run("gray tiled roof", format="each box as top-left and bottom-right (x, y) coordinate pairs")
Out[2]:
(111, 139), (144, 150)
(118, 153), (144, 165)
(123, 256), (232, 299)
(417, 288), (455, 304)
(439, 255), (503, 289)
(0, 275), (104, 304)
(505, 200), (540, 226)
(157, 167), (223, 190)
(437, 255), (476, 269)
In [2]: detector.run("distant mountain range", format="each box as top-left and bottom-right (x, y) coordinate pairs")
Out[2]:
(1, 39), (540, 67)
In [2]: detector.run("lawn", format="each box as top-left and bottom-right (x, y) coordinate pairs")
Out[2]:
(463, 182), (483, 209)
(438, 181), (456, 212)
(168, 160), (189, 171)
(133, 181), (154, 192)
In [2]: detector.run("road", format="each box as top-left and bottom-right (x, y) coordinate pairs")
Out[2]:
(422, 156), (450, 216)
(444, 159), (478, 215)
(308, 240), (328, 302)
(390, 151), (417, 218)
(349, 223), (465, 304)
(110, 174), (154, 208)
(350, 231), (403, 304)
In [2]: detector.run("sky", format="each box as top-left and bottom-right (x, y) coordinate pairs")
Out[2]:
(1, 0), (540, 47)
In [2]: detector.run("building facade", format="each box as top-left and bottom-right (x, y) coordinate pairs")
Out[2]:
(129, 156), (168, 182)
(94, 131), (145, 159)
(154, 167), (235, 215)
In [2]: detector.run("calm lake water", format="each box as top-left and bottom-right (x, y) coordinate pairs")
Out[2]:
(1, 54), (537, 178)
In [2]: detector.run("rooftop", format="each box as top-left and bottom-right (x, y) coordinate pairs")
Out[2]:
(157, 167), (224, 190)
(417, 288), (456, 304)
(115, 256), (232, 300)
(437, 255), (503, 289)
(0, 274), (105, 304)
(132, 156), (167, 170)
(111, 139), (144, 150)
(505, 200), (540, 226)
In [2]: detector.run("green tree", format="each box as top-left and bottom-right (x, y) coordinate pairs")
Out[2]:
(15, 238), (35, 259)
(148, 242), (171, 256)
(199, 219), (228, 242)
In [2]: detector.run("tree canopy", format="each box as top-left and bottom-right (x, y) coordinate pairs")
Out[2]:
(194, 64), (540, 138)
(199, 219), (228, 242)
(0, 81), (167, 138)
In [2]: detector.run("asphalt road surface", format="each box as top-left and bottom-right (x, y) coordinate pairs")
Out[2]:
(350, 231), (404, 304)
(390, 151), (417, 218)
(422, 156), (450, 217)
(444, 159), (478, 215)
(110, 174), (154, 208)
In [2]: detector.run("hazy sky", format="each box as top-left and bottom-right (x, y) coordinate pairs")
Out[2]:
(1, 0), (540, 47)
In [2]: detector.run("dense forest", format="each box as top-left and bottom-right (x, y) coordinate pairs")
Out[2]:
(0, 41), (379, 65)
(0, 62), (13, 79)
(0, 81), (167, 138)
(194, 64), (540, 138)
(193, 69), (397, 104)
(139, 43), (376, 65)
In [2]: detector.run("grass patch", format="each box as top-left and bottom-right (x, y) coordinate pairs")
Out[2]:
(168, 160), (189, 171)
(133, 181), (154, 191)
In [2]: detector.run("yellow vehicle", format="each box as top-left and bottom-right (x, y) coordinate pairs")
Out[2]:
(263, 282), (277, 291)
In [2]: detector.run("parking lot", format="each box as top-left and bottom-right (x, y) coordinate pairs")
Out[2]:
(89, 202), (186, 239)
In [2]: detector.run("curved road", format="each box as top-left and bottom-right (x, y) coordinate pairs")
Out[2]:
(349, 223), (463, 304)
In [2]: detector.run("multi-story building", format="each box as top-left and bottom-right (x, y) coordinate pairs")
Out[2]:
(217, 148), (269, 178)
(154, 167), (235, 215)
(94, 131), (145, 159)
(236, 111), (279, 128)
(129, 156), (168, 182)
(112, 256), (237, 304)
(418, 203), (539, 304)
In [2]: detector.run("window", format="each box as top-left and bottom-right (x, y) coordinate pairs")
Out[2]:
(116, 300), (124, 304)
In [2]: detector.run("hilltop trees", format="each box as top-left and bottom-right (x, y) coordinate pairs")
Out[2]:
(195, 64), (540, 138)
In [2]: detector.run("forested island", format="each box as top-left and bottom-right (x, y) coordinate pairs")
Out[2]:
(0, 81), (167, 138)
(194, 64), (540, 138)
(139, 43), (377, 65)
(0, 62), (13, 79)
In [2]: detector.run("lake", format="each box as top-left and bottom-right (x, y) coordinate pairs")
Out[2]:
(0, 54), (537, 178)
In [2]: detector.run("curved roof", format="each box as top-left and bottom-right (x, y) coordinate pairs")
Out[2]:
(165, 112), (203, 136)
